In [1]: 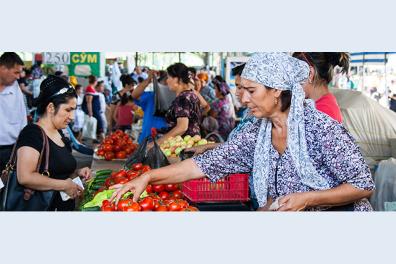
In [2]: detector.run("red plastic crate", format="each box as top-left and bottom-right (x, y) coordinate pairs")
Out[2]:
(181, 174), (249, 202)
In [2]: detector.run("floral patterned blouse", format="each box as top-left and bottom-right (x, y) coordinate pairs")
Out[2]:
(165, 90), (202, 137)
(211, 98), (235, 139)
(193, 105), (375, 211)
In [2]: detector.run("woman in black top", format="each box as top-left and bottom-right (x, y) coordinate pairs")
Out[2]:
(16, 75), (92, 211)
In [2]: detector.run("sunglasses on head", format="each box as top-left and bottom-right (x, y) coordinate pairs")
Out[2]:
(49, 86), (76, 99)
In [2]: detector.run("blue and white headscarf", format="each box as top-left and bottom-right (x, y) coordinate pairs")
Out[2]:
(241, 52), (330, 207)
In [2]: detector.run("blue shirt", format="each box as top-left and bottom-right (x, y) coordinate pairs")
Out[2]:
(134, 92), (167, 143)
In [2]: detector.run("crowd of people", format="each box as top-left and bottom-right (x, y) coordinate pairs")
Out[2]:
(0, 51), (377, 211)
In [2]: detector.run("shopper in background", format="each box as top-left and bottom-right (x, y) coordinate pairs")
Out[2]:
(131, 71), (168, 143)
(82, 75), (103, 141)
(109, 74), (136, 132)
(72, 84), (85, 140)
(114, 93), (138, 132)
(292, 52), (349, 123)
(210, 78), (235, 139)
(0, 52), (27, 174)
(96, 80), (109, 135)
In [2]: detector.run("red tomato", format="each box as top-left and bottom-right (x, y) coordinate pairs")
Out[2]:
(139, 197), (154, 211)
(102, 200), (111, 207)
(127, 139), (133, 144)
(153, 199), (160, 210)
(187, 206), (199, 211)
(114, 177), (128, 184)
(152, 184), (165, 193)
(117, 199), (133, 211)
(113, 170), (127, 178)
(101, 203), (114, 211)
(172, 190), (183, 199)
(103, 144), (113, 152)
(125, 147), (133, 155)
(141, 165), (151, 173)
(103, 139), (113, 145)
(177, 199), (189, 209)
(155, 205), (168, 211)
(159, 191), (170, 200)
(104, 152), (115, 161)
(97, 149), (105, 156)
(115, 151), (127, 159)
(123, 203), (141, 212)
(113, 145), (122, 153)
(168, 202), (181, 211)
(165, 184), (178, 192)
(127, 171), (139, 181)
(132, 163), (143, 171)
(146, 185), (153, 193)
(104, 178), (113, 188)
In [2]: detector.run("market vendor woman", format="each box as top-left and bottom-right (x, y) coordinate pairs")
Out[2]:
(153, 63), (201, 146)
(111, 53), (374, 211)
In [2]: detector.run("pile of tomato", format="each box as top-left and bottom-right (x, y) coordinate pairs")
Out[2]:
(96, 130), (138, 161)
(92, 163), (150, 195)
(101, 183), (198, 212)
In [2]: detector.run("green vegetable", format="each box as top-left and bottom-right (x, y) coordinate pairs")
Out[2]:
(82, 190), (148, 209)
(81, 206), (101, 211)
(95, 169), (112, 176)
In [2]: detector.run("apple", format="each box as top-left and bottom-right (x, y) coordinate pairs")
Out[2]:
(175, 147), (183, 155)
(183, 135), (192, 142)
(192, 135), (201, 142)
(197, 139), (208, 146)
(164, 149), (172, 157)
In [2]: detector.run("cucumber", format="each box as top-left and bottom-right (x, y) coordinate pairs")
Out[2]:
(95, 174), (110, 180)
(95, 169), (112, 177)
(90, 184), (104, 191)
(81, 206), (101, 211)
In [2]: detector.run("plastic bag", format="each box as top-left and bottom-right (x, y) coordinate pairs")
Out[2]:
(82, 115), (97, 140)
(124, 128), (169, 169)
(144, 131), (170, 169)
(124, 136), (149, 169)
(153, 76), (176, 117)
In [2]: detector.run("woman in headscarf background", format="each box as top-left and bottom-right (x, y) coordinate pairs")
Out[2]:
(110, 52), (374, 211)
(292, 52), (349, 123)
(210, 78), (235, 140)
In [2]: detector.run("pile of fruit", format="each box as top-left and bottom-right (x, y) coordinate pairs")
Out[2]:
(95, 130), (138, 161)
(100, 183), (198, 212)
(160, 135), (212, 157)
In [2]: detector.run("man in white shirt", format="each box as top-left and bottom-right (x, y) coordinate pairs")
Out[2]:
(0, 52), (27, 174)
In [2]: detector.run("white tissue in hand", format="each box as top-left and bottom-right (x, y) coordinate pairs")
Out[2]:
(60, 177), (84, 201)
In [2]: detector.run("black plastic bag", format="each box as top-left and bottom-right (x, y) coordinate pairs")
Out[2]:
(153, 76), (176, 117)
(144, 130), (169, 169)
(124, 129), (169, 170)
(124, 137), (149, 169)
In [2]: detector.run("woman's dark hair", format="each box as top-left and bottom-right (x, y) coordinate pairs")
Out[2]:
(88, 75), (97, 84)
(120, 93), (129, 106)
(120, 93), (133, 106)
(213, 75), (225, 83)
(96, 80), (104, 89)
(266, 86), (292, 112)
(75, 84), (82, 90)
(231, 63), (246, 77)
(166, 63), (191, 85)
(292, 52), (350, 84)
(158, 70), (167, 83)
(33, 75), (77, 116)
(120, 74), (134, 87)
